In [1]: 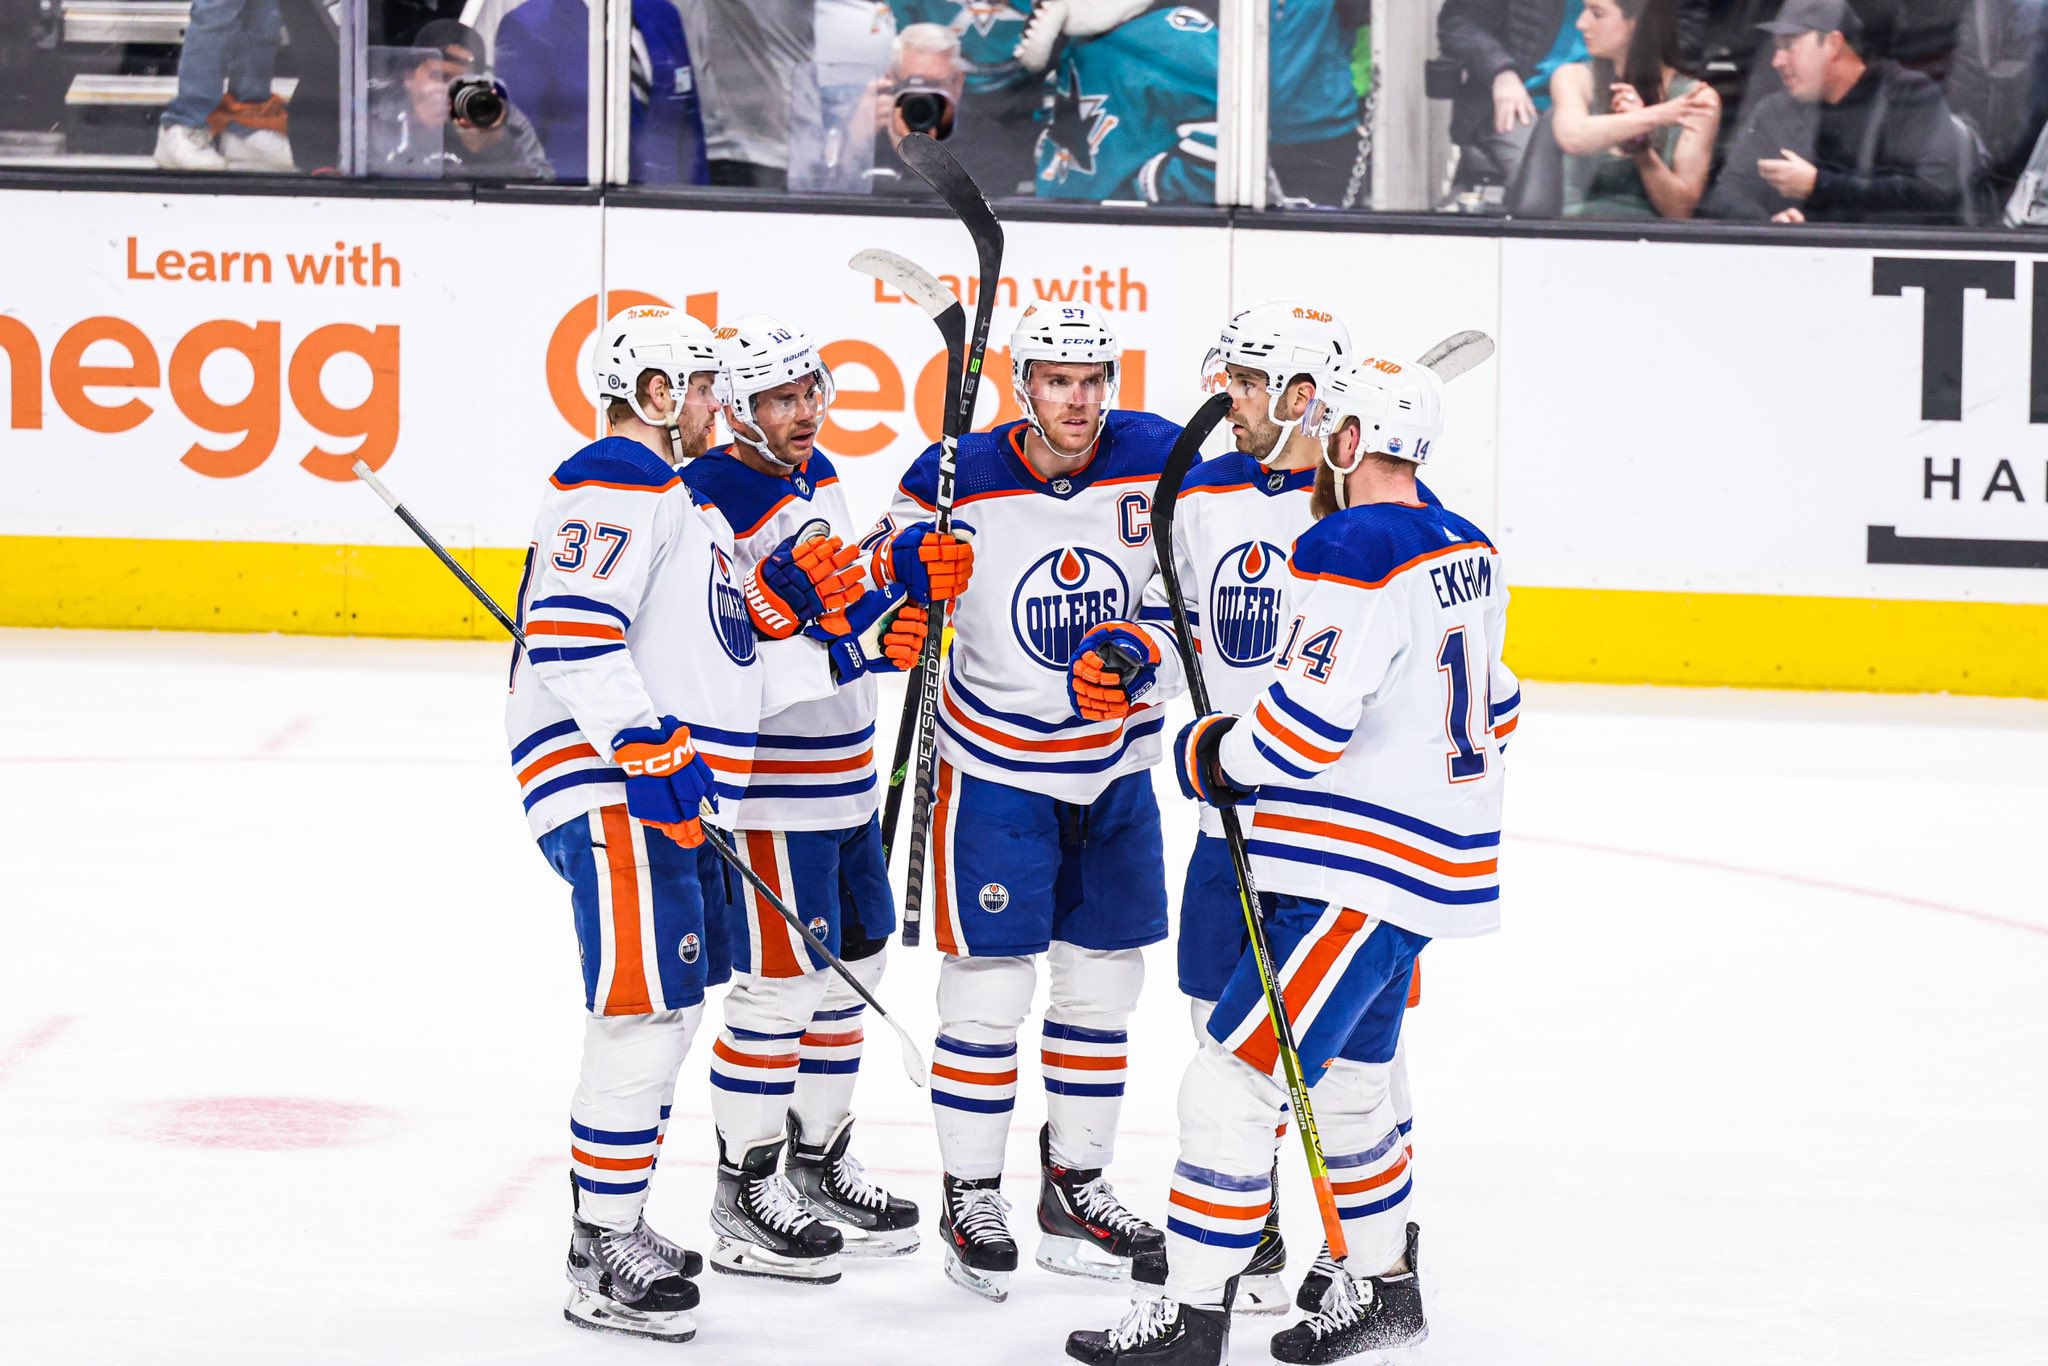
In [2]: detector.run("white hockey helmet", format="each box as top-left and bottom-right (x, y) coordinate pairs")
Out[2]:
(1201, 299), (1352, 440)
(1304, 355), (1445, 468)
(590, 305), (720, 427)
(1010, 299), (1121, 447)
(713, 313), (836, 418)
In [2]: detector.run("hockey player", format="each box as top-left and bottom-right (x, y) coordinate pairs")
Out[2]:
(1066, 354), (1516, 1365)
(1083, 301), (1431, 1315)
(681, 313), (972, 1278)
(873, 299), (1177, 1303)
(1020, 1), (1219, 203)
(506, 306), (841, 1340)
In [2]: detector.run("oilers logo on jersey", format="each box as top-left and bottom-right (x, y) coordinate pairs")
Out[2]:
(708, 545), (754, 666)
(1012, 546), (1129, 670)
(1208, 540), (1289, 668)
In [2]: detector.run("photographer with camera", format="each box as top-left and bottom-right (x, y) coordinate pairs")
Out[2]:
(368, 20), (554, 182)
(865, 23), (969, 197)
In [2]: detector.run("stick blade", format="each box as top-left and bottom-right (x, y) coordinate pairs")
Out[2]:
(849, 247), (961, 322)
(1416, 329), (1495, 383)
(897, 134), (1003, 250)
(896, 1029), (930, 1088)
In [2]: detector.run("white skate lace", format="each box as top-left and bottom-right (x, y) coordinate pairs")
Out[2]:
(1075, 1176), (1147, 1237)
(1310, 1241), (1341, 1280)
(632, 1219), (686, 1262)
(748, 1172), (817, 1235)
(1107, 1296), (1178, 1349)
(952, 1185), (1013, 1243)
(599, 1228), (679, 1292)
(828, 1151), (889, 1211)
(1302, 1272), (1369, 1339)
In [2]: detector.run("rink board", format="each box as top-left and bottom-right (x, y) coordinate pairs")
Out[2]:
(2, 189), (2043, 695)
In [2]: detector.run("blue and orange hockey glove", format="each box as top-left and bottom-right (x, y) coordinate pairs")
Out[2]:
(1175, 714), (1255, 809)
(747, 533), (866, 639)
(804, 585), (929, 682)
(612, 716), (718, 848)
(1067, 620), (1161, 722)
(870, 519), (976, 604)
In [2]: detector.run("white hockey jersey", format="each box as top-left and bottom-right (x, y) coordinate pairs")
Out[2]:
(1215, 497), (1519, 939)
(681, 446), (879, 833)
(879, 412), (1186, 806)
(1141, 455), (1442, 838)
(503, 436), (833, 841)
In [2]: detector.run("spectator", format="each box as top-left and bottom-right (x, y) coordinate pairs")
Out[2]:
(367, 20), (555, 181)
(1703, 0), (1966, 222)
(496, 0), (709, 185)
(888, 0), (1041, 196)
(1028, 0), (1220, 204)
(1549, 0), (1721, 218)
(153, 0), (294, 171)
(1437, 0), (1593, 189)
(693, 1), (893, 189)
(865, 23), (968, 198)
(1269, 0), (1369, 205)
(1946, 0), (2048, 193)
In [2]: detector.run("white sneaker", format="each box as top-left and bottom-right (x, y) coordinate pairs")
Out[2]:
(154, 122), (225, 171)
(219, 126), (295, 172)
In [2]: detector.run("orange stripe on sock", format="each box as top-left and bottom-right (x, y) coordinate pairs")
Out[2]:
(713, 1039), (800, 1070)
(802, 1030), (864, 1048)
(1331, 1155), (1409, 1196)
(1040, 1051), (1125, 1071)
(1168, 1190), (1271, 1221)
(571, 1146), (656, 1171)
(931, 1063), (1017, 1087)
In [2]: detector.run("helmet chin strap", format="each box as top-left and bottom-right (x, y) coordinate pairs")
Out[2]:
(1322, 431), (1364, 510)
(1259, 385), (1302, 455)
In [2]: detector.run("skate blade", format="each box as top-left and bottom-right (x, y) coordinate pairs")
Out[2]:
(1233, 1272), (1291, 1316)
(709, 1237), (843, 1285)
(833, 1223), (922, 1258)
(1035, 1233), (1130, 1283)
(563, 1290), (696, 1343)
(942, 1247), (1011, 1303)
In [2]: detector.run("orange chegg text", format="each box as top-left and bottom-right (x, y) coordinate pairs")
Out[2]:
(0, 314), (400, 479)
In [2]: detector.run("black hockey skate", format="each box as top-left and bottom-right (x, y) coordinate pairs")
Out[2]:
(939, 1173), (1018, 1302)
(1295, 1240), (1340, 1313)
(1233, 1160), (1288, 1315)
(708, 1136), (843, 1284)
(1036, 1123), (1167, 1284)
(1066, 1290), (1233, 1366)
(564, 1216), (699, 1343)
(1269, 1224), (1427, 1364)
(633, 1216), (704, 1280)
(787, 1114), (920, 1257)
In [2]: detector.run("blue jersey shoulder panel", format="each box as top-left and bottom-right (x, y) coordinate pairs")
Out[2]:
(681, 446), (838, 537)
(551, 436), (681, 492)
(1293, 501), (1496, 586)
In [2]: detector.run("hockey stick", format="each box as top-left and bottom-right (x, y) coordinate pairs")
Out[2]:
(352, 460), (932, 1088)
(848, 247), (965, 869)
(1146, 392), (1352, 1265)
(1417, 328), (1494, 382)
(891, 133), (1004, 948)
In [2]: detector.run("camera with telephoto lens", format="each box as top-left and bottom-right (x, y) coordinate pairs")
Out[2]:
(893, 76), (954, 138)
(449, 77), (508, 130)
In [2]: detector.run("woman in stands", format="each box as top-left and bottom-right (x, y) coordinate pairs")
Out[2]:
(1548, 0), (1721, 219)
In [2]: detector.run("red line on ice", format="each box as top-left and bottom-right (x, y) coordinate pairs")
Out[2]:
(453, 1154), (557, 1241)
(252, 715), (315, 756)
(0, 1015), (76, 1086)
(1519, 834), (2048, 938)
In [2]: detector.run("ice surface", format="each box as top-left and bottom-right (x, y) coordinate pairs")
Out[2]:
(1, 628), (2043, 1365)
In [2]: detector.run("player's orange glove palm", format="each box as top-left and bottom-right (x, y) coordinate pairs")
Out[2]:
(881, 603), (930, 671)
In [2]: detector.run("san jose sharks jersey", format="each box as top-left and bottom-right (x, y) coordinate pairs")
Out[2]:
(1034, 4), (1218, 204)
(1270, 0), (1363, 145)
(680, 446), (880, 833)
(878, 412), (1187, 804)
(1215, 497), (1518, 939)
(504, 436), (834, 841)
(889, 0), (1036, 95)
